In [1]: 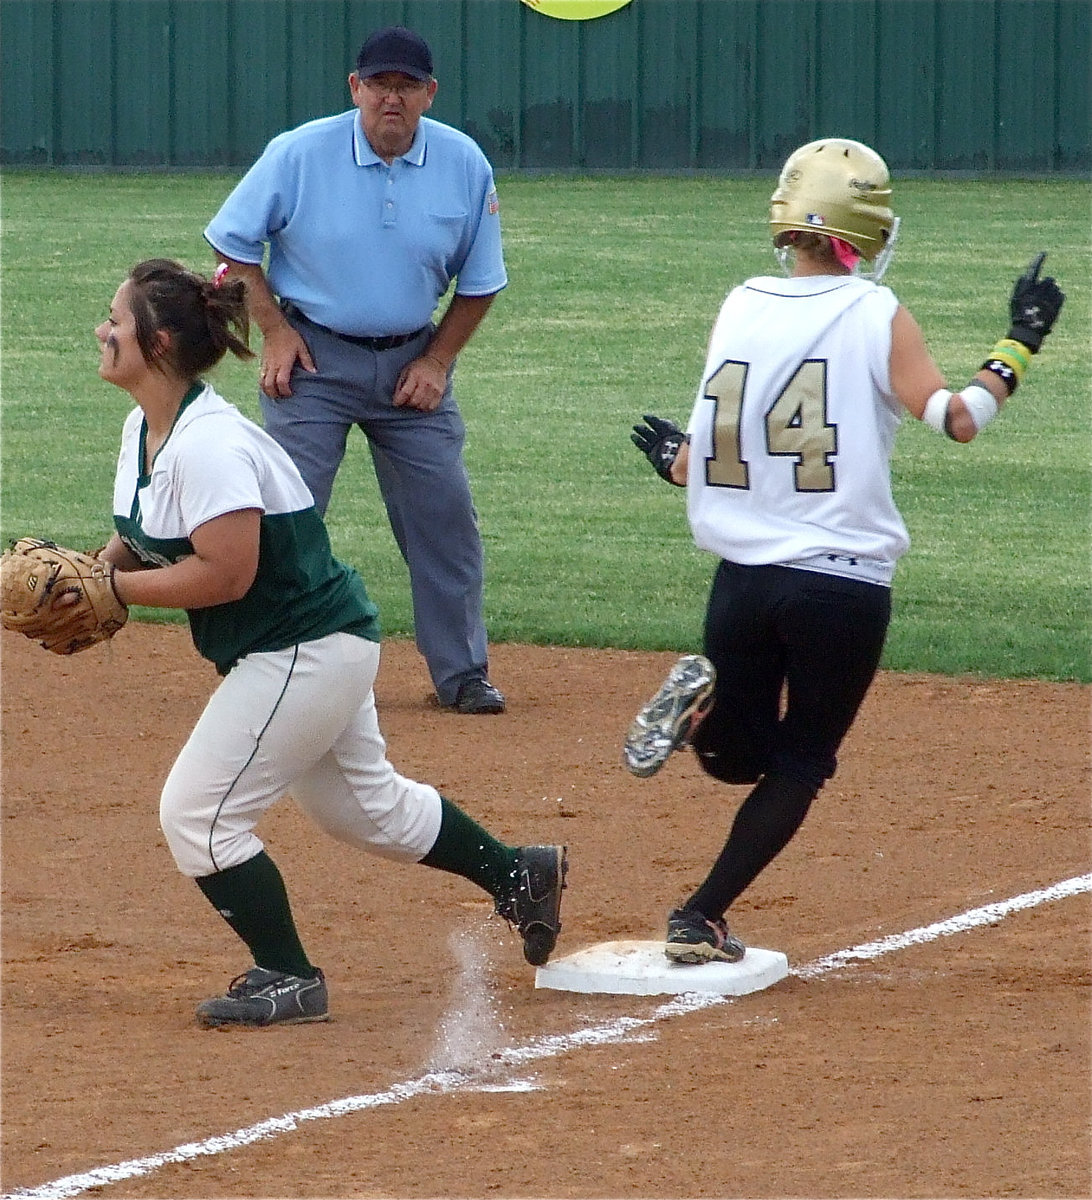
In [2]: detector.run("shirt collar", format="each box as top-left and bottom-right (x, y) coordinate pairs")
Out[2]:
(352, 115), (428, 167)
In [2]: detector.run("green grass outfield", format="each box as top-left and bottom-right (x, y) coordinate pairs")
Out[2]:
(2, 172), (1089, 681)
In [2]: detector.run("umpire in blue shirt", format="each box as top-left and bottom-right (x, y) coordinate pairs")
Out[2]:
(205, 26), (507, 715)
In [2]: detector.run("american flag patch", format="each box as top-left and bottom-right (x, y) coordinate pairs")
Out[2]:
(487, 190), (500, 214)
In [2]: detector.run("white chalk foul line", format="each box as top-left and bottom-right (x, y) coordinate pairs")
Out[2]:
(3, 991), (720, 1200)
(6, 872), (1088, 1200)
(791, 871), (1092, 979)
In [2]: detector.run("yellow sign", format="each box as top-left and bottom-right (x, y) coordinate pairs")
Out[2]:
(521, 0), (633, 20)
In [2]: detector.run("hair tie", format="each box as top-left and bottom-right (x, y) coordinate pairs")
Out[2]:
(212, 262), (230, 288)
(829, 236), (861, 270)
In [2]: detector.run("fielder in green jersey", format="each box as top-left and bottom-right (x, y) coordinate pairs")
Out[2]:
(95, 259), (566, 1027)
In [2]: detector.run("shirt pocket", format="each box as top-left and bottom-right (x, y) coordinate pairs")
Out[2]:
(424, 210), (470, 268)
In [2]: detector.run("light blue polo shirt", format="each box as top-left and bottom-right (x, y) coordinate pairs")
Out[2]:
(204, 112), (507, 337)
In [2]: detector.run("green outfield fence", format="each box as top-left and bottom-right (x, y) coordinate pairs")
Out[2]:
(1, 0), (1089, 173)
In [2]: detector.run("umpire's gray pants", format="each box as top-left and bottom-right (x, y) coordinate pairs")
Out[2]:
(260, 318), (488, 706)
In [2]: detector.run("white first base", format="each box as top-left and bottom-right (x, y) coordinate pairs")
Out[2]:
(535, 939), (789, 997)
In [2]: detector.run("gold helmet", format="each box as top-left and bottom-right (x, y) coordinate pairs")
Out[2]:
(769, 138), (895, 261)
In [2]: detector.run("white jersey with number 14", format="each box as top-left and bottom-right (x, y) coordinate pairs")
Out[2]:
(686, 274), (907, 586)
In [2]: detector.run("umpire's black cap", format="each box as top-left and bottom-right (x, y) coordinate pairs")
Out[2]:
(356, 26), (433, 81)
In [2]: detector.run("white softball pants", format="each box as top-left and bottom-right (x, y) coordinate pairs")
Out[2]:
(159, 633), (443, 878)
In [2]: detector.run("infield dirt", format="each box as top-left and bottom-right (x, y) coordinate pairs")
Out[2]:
(3, 624), (1089, 1197)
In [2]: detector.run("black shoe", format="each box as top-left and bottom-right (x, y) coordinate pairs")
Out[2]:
(664, 908), (745, 964)
(195, 967), (329, 1028)
(495, 845), (568, 965)
(453, 678), (506, 714)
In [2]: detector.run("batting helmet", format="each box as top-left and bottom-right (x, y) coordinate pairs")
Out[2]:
(769, 138), (896, 262)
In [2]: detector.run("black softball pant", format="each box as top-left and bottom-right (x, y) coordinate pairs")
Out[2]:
(693, 560), (891, 790)
(684, 560), (891, 918)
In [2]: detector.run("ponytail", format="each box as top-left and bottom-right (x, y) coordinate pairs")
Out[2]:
(127, 258), (255, 379)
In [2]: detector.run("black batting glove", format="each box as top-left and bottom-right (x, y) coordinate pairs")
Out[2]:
(631, 414), (688, 486)
(1008, 251), (1065, 352)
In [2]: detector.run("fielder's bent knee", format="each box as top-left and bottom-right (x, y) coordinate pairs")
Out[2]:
(159, 779), (262, 878)
(159, 785), (207, 876)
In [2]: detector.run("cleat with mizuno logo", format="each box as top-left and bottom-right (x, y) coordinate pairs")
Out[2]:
(664, 907), (746, 964)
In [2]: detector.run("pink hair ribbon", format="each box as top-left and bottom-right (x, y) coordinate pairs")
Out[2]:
(212, 262), (230, 288)
(830, 237), (861, 270)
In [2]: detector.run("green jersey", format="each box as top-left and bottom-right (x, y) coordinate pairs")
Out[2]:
(113, 382), (379, 673)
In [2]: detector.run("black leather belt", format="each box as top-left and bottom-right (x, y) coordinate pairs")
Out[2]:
(282, 302), (429, 351)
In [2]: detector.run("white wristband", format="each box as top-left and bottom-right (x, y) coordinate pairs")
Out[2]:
(922, 389), (952, 433)
(959, 382), (1000, 431)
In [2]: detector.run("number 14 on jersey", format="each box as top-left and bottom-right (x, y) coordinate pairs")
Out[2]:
(705, 358), (837, 493)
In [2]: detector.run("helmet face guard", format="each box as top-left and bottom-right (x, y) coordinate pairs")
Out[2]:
(770, 138), (898, 279)
(864, 214), (900, 282)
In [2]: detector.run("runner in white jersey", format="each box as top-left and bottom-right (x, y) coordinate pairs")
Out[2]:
(688, 272), (906, 585)
(93, 259), (566, 1027)
(624, 138), (1065, 965)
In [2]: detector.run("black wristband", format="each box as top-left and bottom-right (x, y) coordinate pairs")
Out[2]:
(980, 359), (1019, 397)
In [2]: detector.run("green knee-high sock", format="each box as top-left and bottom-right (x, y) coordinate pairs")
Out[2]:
(419, 796), (517, 899)
(195, 850), (317, 978)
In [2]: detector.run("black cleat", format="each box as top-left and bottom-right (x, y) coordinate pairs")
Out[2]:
(664, 908), (745, 965)
(195, 967), (329, 1028)
(495, 845), (568, 965)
